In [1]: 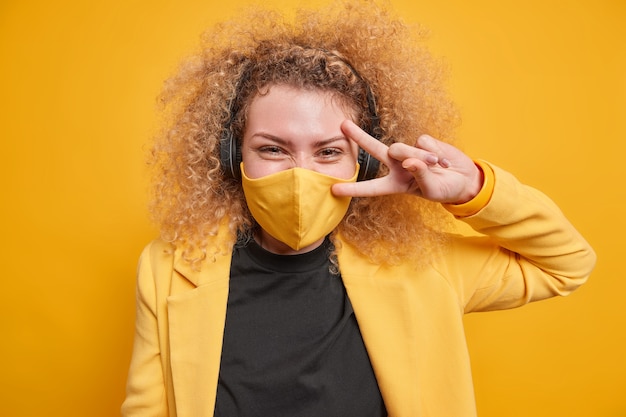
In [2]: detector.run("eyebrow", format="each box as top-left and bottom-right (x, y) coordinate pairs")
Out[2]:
(250, 132), (349, 147)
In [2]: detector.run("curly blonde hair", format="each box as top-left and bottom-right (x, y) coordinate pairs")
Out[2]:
(149, 0), (460, 266)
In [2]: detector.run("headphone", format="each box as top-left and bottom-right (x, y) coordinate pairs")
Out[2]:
(220, 55), (381, 181)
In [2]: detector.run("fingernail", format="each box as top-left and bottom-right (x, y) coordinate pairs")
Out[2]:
(426, 154), (438, 164)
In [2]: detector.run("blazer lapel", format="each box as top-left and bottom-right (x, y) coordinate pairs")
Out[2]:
(337, 238), (423, 417)
(167, 247), (232, 417)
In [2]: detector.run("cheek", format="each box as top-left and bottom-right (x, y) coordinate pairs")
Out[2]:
(241, 150), (288, 179)
(346, 143), (361, 174)
(240, 147), (260, 178)
(327, 150), (360, 179)
(337, 161), (359, 179)
(241, 158), (275, 179)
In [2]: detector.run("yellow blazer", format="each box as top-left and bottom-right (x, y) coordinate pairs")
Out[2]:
(122, 164), (595, 417)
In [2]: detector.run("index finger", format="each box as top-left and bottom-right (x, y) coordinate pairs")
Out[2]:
(341, 120), (390, 165)
(332, 176), (398, 198)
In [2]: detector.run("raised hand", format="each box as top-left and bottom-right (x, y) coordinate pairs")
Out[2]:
(331, 120), (483, 204)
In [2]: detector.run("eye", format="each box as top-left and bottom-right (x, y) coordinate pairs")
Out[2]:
(258, 145), (285, 158)
(317, 147), (343, 160)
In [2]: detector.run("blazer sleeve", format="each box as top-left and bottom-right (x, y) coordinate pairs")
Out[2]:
(121, 242), (170, 417)
(442, 163), (596, 313)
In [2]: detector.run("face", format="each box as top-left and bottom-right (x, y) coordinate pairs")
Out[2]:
(241, 84), (360, 179)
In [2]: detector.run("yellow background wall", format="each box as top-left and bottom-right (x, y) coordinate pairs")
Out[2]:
(1, 0), (623, 416)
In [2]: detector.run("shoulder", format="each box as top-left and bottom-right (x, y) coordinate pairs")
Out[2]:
(138, 233), (236, 290)
(138, 239), (176, 273)
(134, 239), (179, 298)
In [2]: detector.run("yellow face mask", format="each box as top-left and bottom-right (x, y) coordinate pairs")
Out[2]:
(241, 163), (358, 251)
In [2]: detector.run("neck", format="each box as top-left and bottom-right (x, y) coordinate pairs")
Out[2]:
(255, 229), (325, 255)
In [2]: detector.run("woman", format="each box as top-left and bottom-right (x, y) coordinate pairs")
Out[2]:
(122, 1), (596, 416)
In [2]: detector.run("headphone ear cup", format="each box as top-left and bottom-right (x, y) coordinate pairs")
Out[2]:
(357, 148), (380, 181)
(220, 131), (242, 179)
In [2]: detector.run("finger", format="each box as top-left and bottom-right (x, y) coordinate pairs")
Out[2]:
(400, 157), (430, 174)
(388, 142), (440, 166)
(332, 177), (399, 197)
(416, 135), (452, 167)
(415, 134), (444, 152)
(341, 120), (391, 164)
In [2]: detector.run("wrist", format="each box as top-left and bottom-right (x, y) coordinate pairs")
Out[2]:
(456, 163), (484, 205)
(442, 160), (495, 217)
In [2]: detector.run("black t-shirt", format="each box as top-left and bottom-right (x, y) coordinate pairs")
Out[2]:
(213, 238), (387, 417)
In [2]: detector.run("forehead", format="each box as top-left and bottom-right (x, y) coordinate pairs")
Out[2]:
(247, 84), (358, 116)
(246, 85), (357, 128)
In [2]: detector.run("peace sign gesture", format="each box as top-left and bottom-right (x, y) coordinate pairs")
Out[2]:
(332, 120), (483, 204)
